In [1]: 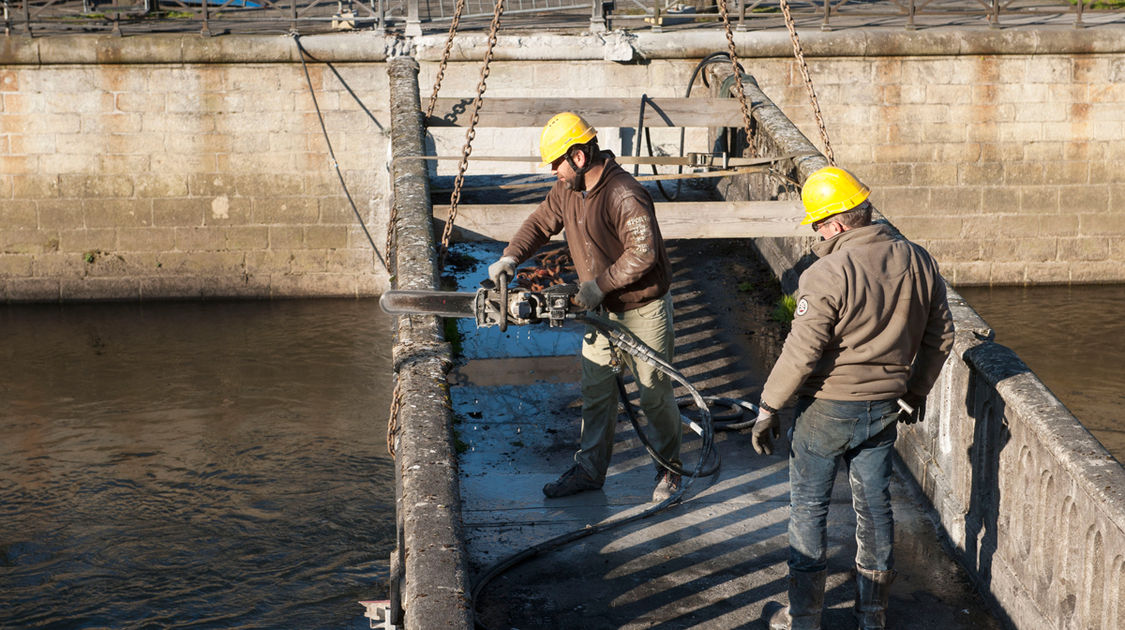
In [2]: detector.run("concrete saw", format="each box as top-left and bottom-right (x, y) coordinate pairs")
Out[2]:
(379, 280), (581, 332)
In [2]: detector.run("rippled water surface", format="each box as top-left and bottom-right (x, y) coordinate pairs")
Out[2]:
(957, 284), (1125, 463)
(0, 300), (395, 629)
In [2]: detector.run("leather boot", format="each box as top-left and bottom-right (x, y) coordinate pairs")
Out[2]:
(762, 568), (827, 630)
(854, 566), (897, 629)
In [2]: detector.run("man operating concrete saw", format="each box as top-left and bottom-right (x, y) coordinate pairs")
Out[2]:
(486, 111), (682, 502)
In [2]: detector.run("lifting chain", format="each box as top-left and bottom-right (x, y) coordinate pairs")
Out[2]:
(779, 0), (836, 166)
(438, 0), (505, 266)
(716, 0), (757, 158)
(425, 0), (467, 119)
(387, 377), (402, 458)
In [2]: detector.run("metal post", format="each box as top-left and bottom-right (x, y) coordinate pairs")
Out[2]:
(820, 0), (830, 31)
(1074, 0), (1085, 28)
(23, 0), (32, 36)
(405, 0), (421, 36)
(736, 0), (746, 32)
(290, 0), (298, 33)
(373, 0), (385, 34)
(988, 0), (999, 28)
(905, 0), (915, 30)
(589, 0), (606, 32)
(200, 0), (211, 37)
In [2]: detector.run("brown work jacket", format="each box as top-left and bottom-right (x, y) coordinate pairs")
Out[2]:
(503, 154), (671, 313)
(760, 223), (955, 408)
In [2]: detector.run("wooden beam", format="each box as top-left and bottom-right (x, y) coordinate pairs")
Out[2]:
(433, 201), (806, 241)
(425, 97), (749, 128)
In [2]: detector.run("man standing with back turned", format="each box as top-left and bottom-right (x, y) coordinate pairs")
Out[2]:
(486, 112), (683, 502)
(752, 166), (954, 630)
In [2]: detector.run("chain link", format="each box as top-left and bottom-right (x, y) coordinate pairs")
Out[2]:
(439, 0), (505, 265)
(716, 0), (757, 158)
(779, 0), (835, 166)
(425, 0), (467, 120)
(387, 377), (402, 458)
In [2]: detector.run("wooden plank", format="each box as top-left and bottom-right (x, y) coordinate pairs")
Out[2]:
(433, 201), (806, 241)
(425, 97), (748, 128)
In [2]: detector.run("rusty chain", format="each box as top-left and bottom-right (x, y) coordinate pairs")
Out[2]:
(425, 0), (467, 119)
(779, 0), (836, 166)
(438, 0), (505, 266)
(387, 377), (402, 458)
(716, 0), (757, 158)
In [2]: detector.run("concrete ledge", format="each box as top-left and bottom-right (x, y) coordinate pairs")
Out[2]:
(411, 27), (1125, 62)
(386, 56), (473, 630)
(4, 27), (1124, 65)
(0, 32), (397, 64)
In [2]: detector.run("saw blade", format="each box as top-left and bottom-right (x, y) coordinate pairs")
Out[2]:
(378, 290), (478, 319)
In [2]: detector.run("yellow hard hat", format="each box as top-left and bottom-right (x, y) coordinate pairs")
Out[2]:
(800, 166), (871, 225)
(539, 112), (597, 167)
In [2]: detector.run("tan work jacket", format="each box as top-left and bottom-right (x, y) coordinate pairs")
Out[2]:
(503, 155), (671, 313)
(761, 223), (954, 409)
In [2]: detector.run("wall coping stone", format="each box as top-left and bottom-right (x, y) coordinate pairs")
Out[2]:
(3, 27), (1124, 65)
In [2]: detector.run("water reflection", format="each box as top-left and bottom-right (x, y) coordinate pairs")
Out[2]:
(957, 284), (1125, 463)
(0, 300), (395, 629)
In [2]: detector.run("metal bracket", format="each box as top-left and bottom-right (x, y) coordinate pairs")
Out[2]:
(359, 600), (399, 630)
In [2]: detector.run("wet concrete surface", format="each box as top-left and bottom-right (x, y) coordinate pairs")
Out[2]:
(446, 240), (1003, 629)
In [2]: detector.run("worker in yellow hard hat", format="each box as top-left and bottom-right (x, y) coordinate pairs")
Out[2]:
(752, 165), (955, 630)
(486, 112), (682, 502)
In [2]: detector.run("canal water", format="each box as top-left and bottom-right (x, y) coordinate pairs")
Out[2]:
(957, 284), (1125, 464)
(0, 300), (395, 629)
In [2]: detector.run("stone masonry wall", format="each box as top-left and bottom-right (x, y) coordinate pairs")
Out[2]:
(740, 52), (1125, 286)
(2, 31), (1123, 301)
(0, 35), (392, 301)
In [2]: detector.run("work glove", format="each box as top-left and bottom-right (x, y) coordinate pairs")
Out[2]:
(575, 280), (605, 310)
(896, 391), (926, 425)
(487, 256), (517, 287)
(751, 405), (781, 455)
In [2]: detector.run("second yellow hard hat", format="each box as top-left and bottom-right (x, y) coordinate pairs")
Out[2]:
(800, 166), (870, 225)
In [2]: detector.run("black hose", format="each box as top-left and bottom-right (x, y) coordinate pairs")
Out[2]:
(638, 52), (748, 202)
(471, 313), (738, 630)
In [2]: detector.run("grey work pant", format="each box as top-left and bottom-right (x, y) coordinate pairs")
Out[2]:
(574, 293), (681, 483)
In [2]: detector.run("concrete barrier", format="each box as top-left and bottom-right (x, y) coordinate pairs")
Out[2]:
(708, 64), (1125, 630)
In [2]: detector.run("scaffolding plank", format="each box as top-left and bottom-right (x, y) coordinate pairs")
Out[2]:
(433, 201), (805, 241)
(425, 98), (748, 128)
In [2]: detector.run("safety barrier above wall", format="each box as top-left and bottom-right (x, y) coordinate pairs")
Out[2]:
(5, 0), (1116, 38)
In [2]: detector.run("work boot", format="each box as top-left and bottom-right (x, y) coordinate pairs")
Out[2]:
(652, 470), (682, 502)
(542, 464), (602, 498)
(761, 568), (827, 630)
(854, 566), (897, 629)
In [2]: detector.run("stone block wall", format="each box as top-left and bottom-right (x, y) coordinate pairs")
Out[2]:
(738, 52), (1125, 286)
(0, 35), (392, 301)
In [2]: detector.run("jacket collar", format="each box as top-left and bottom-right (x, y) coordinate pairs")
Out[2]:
(812, 222), (897, 258)
(585, 151), (620, 197)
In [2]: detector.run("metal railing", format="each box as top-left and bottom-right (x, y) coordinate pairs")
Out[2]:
(1, 0), (1119, 37)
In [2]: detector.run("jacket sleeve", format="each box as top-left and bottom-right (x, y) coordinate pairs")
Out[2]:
(760, 264), (840, 410)
(596, 189), (660, 293)
(502, 183), (564, 264)
(905, 273), (955, 398)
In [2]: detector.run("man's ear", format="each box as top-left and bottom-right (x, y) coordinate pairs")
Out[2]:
(570, 147), (586, 169)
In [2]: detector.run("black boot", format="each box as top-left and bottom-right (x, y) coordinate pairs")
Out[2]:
(762, 568), (827, 630)
(854, 566), (896, 629)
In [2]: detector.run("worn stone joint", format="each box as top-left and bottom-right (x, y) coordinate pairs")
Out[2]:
(393, 341), (454, 373)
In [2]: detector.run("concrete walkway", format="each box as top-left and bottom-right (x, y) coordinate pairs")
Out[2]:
(445, 240), (1003, 629)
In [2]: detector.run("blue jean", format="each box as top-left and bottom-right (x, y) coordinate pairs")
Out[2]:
(788, 396), (899, 574)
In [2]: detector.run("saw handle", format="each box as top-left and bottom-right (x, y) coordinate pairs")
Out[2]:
(497, 272), (509, 331)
